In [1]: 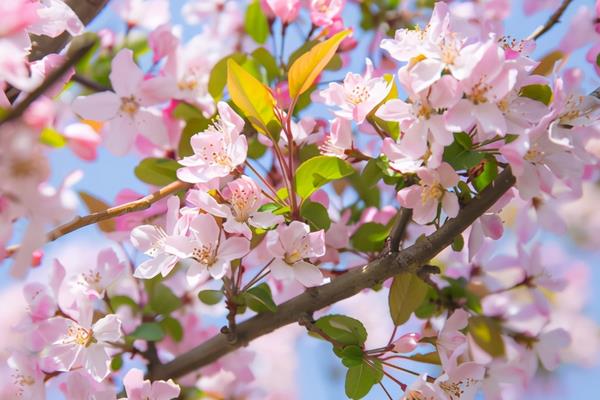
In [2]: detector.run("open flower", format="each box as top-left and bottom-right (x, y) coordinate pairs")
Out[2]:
(318, 58), (391, 123)
(72, 248), (126, 300)
(177, 101), (248, 183)
(397, 163), (460, 224)
(265, 221), (325, 287)
(121, 368), (180, 400)
(186, 176), (283, 238)
(71, 48), (168, 155)
(40, 311), (122, 382)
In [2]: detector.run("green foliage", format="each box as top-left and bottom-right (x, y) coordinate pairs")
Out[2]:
(131, 322), (165, 341)
(109, 295), (139, 313)
(198, 289), (224, 305)
(134, 158), (180, 186)
(209, 53), (247, 100)
(39, 127), (67, 147)
(244, 283), (277, 312)
(519, 84), (553, 106)
(295, 156), (355, 200)
(244, 0), (269, 44)
(472, 157), (498, 192)
(149, 283), (182, 315)
(468, 316), (505, 357)
(300, 201), (331, 231)
(160, 316), (183, 342)
(443, 132), (484, 170)
(388, 273), (429, 325)
(314, 315), (368, 346)
(345, 360), (383, 399)
(351, 222), (390, 252)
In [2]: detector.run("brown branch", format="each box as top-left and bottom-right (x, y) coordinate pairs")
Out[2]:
(72, 73), (111, 92)
(527, 0), (574, 41)
(5, 181), (191, 258)
(151, 168), (515, 380)
(0, 35), (97, 126)
(388, 208), (412, 252)
(28, 0), (110, 61)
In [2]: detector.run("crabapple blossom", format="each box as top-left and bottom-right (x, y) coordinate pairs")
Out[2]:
(176, 101), (248, 183)
(121, 368), (180, 400)
(397, 162), (460, 224)
(318, 58), (391, 123)
(260, 0), (301, 23)
(72, 48), (168, 155)
(266, 221), (326, 287)
(309, 0), (345, 27)
(72, 248), (126, 300)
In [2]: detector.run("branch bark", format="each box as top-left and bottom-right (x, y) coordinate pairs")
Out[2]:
(5, 181), (191, 258)
(29, 0), (110, 61)
(151, 168), (516, 380)
(527, 0), (573, 41)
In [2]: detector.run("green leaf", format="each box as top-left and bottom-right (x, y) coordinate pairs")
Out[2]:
(295, 156), (354, 200)
(78, 191), (115, 233)
(198, 289), (224, 305)
(245, 283), (277, 313)
(519, 84), (552, 106)
(110, 354), (123, 371)
(252, 47), (280, 83)
(244, 0), (269, 44)
(208, 53), (247, 100)
(468, 316), (505, 357)
(451, 234), (465, 252)
(135, 157), (180, 186)
(288, 29), (351, 99)
(314, 315), (367, 346)
(388, 273), (429, 325)
(345, 360), (383, 399)
(443, 135), (484, 170)
(597, 53), (600, 68)
(40, 127), (67, 147)
(405, 351), (441, 365)
(472, 157), (498, 192)
(361, 159), (384, 188)
(149, 284), (182, 315)
(227, 59), (281, 137)
(131, 322), (165, 341)
(532, 50), (564, 76)
(172, 102), (206, 121)
(109, 295), (139, 312)
(247, 136), (268, 159)
(340, 345), (364, 368)
(350, 222), (389, 252)
(300, 201), (331, 231)
(160, 316), (183, 342)
(454, 131), (472, 150)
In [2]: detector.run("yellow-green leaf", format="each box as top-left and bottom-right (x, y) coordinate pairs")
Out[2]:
(288, 29), (351, 99)
(388, 272), (429, 325)
(227, 59), (280, 137)
(468, 316), (505, 357)
(532, 50), (563, 76)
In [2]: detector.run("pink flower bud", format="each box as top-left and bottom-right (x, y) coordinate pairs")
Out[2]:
(392, 332), (421, 353)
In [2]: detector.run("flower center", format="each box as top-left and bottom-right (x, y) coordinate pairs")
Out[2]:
(193, 244), (216, 266)
(284, 249), (303, 265)
(120, 96), (139, 116)
(524, 148), (543, 163)
(66, 325), (96, 347)
(421, 183), (445, 204)
(177, 76), (199, 91)
(468, 81), (491, 105)
(231, 187), (256, 222)
(348, 84), (370, 105)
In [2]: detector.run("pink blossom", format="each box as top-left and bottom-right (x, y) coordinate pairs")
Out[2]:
(179, 214), (250, 283)
(318, 58), (391, 123)
(148, 24), (180, 63)
(397, 163), (460, 225)
(72, 48), (168, 155)
(72, 248), (127, 300)
(319, 117), (353, 159)
(121, 368), (180, 400)
(0, 1), (38, 38)
(113, 0), (170, 30)
(266, 221), (326, 287)
(59, 370), (117, 400)
(260, 0), (301, 23)
(392, 332), (421, 353)
(177, 101), (248, 183)
(130, 196), (191, 279)
(533, 327), (570, 370)
(434, 345), (485, 400)
(63, 122), (101, 161)
(6, 352), (45, 399)
(40, 312), (122, 381)
(29, 0), (83, 38)
(186, 176), (283, 238)
(380, 138), (423, 173)
(309, 0), (345, 27)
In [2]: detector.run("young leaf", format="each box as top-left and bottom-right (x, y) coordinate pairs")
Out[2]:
(468, 316), (505, 357)
(350, 222), (389, 252)
(208, 53), (247, 100)
(227, 59), (281, 137)
(78, 191), (115, 232)
(135, 157), (180, 186)
(443, 140), (484, 170)
(159, 316), (183, 342)
(345, 360), (383, 399)
(295, 155), (355, 200)
(288, 29), (351, 99)
(131, 322), (165, 341)
(149, 284), (182, 315)
(40, 127), (67, 147)
(300, 200), (331, 231)
(252, 47), (280, 83)
(244, 0), (269, 44)
(245, 283), (277, 312)
(198, 289), (224, 305)
(388, 273), (429, 325)
(519, 84), (553, 106)
(472, 157), (498, 192)
(314, 315), (368, 346)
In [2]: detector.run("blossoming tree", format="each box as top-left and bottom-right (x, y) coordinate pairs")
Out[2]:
(1, 0), (600, 399)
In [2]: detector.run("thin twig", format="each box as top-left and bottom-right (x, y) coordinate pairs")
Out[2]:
(0, 36), (97, 126)
(5, 180), (191, 258)
(527, 0), (574, 41)
(72, 73), (111, 92)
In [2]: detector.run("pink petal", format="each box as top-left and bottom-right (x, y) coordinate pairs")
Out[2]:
(109, 48), (144, 96)
(71, 92), (119, 121)
(293, 260), (323, 287)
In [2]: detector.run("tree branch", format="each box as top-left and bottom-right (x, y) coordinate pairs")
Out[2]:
(28, 0), (110, 61)
(388, 208), (412, 252)
(527, 0), (574, 41)
(0, 36), (97, 126)
(151, 168), (516, 380)
(5, 181), (191, 258)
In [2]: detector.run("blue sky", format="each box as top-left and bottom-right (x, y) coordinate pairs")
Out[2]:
(2, 0), (599, 398)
